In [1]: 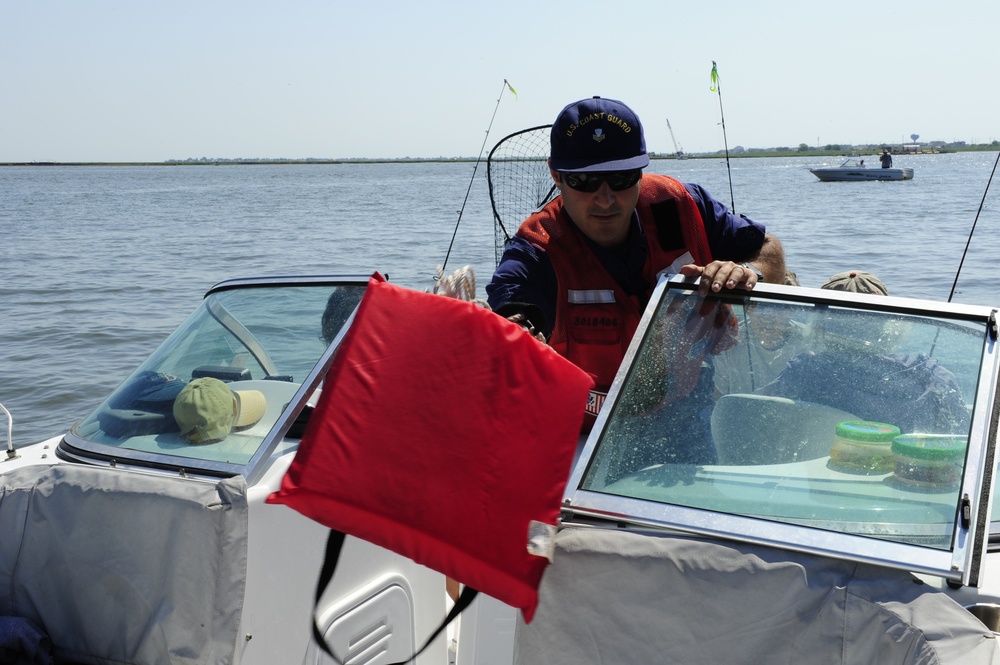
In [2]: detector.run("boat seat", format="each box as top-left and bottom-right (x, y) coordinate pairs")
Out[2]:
(0, 465), (248, 665)
(711, 393), (859, 465)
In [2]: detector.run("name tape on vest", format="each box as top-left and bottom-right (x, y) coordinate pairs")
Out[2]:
(568, 289), (616, 305)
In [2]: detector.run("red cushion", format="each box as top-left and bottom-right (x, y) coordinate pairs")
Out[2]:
(268, 274), (593, 620)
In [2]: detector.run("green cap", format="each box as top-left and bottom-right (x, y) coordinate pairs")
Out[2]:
(892, 434), (967, 461)
(835, 420), (900, 443)
(173, 377), (267, 444)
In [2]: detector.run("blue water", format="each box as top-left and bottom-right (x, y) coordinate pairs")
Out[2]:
(2, 153), (999, 445)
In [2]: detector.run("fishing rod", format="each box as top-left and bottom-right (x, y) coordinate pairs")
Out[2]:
(947, 149), (1000, 303)
(710, 61), (737, 214)
(925, 149), (1000, 358)
(438, 79), (517, 279)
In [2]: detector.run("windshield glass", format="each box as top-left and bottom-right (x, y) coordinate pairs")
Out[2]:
(69, 280), (366, 470)
(580, 288), (987, 550)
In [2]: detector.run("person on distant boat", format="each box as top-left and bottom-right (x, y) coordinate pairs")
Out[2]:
(859, 159), (865, 167)
(486, 96), (786, 428)
(879, 148), (893, 169)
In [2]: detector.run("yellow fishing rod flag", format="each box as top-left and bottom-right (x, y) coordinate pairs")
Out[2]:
(710, 62), (718, 93)
(505, 79), (518, 102)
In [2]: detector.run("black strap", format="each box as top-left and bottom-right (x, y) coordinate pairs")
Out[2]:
(311, 529), (346, 655)
(312, 529), (479, 664)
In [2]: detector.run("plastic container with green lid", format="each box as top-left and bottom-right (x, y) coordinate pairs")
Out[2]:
(892, 434), (967, 488)
(828, 420), (901, 473)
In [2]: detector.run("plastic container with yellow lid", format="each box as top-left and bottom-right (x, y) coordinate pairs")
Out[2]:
(828, 420), (901, 473)
(891, 434), (967, 489)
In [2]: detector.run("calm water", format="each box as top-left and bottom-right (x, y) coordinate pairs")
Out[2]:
(2, 153), (999, 445)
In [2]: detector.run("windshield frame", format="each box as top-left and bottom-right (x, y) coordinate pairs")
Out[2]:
(564, 275), (1000, 587)
(58, 274), (370, 482)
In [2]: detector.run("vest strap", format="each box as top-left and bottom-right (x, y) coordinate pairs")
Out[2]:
(312, 529), (480, 664)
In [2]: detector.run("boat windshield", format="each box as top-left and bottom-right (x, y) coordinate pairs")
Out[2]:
(64, 276), (368, 477)
(568, 277), (999, 584)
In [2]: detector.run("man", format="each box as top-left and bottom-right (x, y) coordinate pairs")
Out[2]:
(879, 148), (893, 169)
(486, 96), (785, 423)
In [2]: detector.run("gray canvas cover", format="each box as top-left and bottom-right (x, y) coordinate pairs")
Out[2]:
(515, 527), (998, 664)
(0, 464), (248, 665)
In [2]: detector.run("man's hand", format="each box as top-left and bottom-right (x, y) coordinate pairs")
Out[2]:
(680, 260), (760, 297)
(680, 233), (786, 295)
(506, 313), (547, 343)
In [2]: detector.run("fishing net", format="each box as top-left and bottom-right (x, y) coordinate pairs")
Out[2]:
(487, 124), (557, 265)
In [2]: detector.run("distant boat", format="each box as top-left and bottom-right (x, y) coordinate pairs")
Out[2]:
(810, 158), (913, 182)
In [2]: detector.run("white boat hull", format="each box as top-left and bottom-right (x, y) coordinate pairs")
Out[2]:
(810, 166), (914, 181)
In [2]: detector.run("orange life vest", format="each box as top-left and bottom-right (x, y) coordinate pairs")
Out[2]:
(516, 174), (713, 402)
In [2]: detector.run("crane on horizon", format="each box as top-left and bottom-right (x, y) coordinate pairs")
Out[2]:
(666, 118), (686, 159)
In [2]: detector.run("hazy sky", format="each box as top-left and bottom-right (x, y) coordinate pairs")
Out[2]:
(4, 0), (997, 162)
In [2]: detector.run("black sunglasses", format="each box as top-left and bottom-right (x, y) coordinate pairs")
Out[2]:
(560, 169), (642, 193)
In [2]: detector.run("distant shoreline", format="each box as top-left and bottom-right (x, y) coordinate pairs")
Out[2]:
(3, 145), (997, 167)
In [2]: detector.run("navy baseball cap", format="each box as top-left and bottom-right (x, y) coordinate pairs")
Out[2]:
(549, 97), (649, 172)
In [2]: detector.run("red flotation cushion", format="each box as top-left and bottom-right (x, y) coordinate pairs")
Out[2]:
(268, 273), (593, 620)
